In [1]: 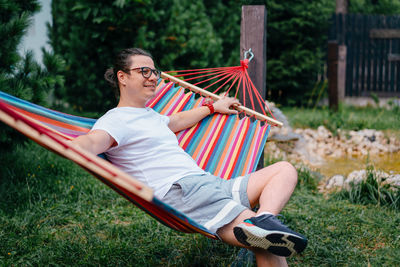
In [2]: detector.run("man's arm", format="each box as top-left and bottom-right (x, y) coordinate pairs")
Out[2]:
(71, 129), (115, 155)
(168, 96), (240, 133)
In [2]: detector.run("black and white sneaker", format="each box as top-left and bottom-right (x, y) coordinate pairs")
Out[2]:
(233, 214), (307, 257)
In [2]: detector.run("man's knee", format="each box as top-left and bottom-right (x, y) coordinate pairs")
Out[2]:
(275, 161), (298, 184)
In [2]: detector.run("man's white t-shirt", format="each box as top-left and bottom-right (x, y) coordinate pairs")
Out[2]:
(91, 107), (205, 199)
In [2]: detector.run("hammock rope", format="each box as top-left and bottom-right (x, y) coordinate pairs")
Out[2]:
(164, 59), (281, 126)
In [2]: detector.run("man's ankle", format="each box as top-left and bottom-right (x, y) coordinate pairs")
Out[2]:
(255, 211), (274, 217)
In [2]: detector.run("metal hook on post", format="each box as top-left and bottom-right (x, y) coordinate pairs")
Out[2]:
(243, 48), (254, 62)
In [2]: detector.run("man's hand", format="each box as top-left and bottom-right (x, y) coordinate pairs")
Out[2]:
(168, 96), (241, 133)
(213, 96), (240, 115)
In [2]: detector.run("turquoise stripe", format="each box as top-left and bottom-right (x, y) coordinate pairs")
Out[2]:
(251, 124), (270, 173)
(231, 119), (257, 177)
(152, 85), (180, 113)
(185, 115), (212, 155)
(204, 115), (236, 174)
(0, 91), (95, 128)
(181, 93), (196, 111)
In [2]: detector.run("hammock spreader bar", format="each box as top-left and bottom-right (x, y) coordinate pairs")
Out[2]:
(161, 72), (283, 127)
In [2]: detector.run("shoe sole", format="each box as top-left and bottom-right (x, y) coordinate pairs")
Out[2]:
(233, 225), (307, 257)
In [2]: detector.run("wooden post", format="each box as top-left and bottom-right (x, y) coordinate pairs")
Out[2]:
(338, 45), (346, 100)
(240, 5), (267, 169)
(240, 6), (267, 114)
(336, 0), (348, 101)
(328, 41), (339, 111)
(336, 0), (348, 14)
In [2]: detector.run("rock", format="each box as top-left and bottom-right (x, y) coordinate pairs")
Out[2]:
(326, 175), (345, 189)
(287, 127), (400, 161)
(344, 170), (366, 189)
(383, 174), (400, 188)
(322, 168), (400, 192)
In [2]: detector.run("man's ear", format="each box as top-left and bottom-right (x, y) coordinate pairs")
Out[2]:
(117, 70), (127, 86)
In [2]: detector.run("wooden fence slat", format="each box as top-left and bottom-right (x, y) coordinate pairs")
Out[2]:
(366, 15), (372, 93)
(371, 16), (378, 93)
(354, 14), (361, 96)
(370, 29), (400, 39)
(395, 16), (399, 93)
(384, 31), (390, 93)
(378, 16), (385, 93)
(360, 14), (367, 93)
(349, 14), (356, 96)
(390, 15), (395, 93)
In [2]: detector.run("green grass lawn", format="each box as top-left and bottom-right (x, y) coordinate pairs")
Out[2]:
(1, 142), (399, 266)
(281, 104), (400, 132)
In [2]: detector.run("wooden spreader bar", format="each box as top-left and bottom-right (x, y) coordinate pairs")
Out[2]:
(161, 72), (283, 127)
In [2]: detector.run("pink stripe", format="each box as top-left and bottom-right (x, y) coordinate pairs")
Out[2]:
(163, 89), (185, 115)
(226, 118), (250, 177)
(215, 118), (241, 177)
(239, 121), (260, 175)
(195, 114), (223, 163)
(177, 127), (189, 142)
(247, 123), (267, 173)
(176, 92), (196, 142)
(147, 82), (173, 107)
(176, 96), (204, 143)
(247, 124), (264, 173)
(243, 120), (260, 174)
(222, 118), (249, 178)
(219, 118), (248, 178)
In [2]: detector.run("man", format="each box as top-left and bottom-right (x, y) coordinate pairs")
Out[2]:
(72, 48), (307, 267)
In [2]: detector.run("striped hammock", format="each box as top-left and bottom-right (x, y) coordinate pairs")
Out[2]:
(148, 79), (271, 179)
(0, 70), (279, 239)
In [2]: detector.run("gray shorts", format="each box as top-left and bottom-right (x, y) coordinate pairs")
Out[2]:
(161, 173), (251, 235)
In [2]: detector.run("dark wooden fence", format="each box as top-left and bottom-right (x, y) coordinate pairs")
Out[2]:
(330, 13), (400, 97)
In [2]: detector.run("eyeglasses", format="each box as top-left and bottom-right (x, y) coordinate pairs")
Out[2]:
(129, 67), (161, 79)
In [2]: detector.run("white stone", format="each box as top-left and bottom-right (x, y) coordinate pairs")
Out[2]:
(326, 175), (345, 189)
(384, 174), (400, 187)
(344, 170), (366, 189)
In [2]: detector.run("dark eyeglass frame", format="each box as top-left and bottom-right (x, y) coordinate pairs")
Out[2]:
(129, 67), (161, 79)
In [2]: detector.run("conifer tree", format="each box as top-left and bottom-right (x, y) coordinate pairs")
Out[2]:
(0, 0), (65, 148)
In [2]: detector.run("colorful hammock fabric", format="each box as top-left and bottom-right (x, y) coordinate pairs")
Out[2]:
(0, 90), (217, 239)
(0, 64), (279, 239)
(148, 79), (271, 179)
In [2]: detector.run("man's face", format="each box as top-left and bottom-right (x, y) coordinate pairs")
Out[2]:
(122, 55), (158, 105)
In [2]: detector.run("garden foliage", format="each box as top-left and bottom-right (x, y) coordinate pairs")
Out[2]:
(50, 0), (228, 112)
(3, 1), (400, 115)
(350, 0), (400, 14)
(50, 0), (338, 111)
(50, 0), (400, 111)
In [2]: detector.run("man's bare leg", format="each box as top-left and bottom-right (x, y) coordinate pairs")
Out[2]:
(247, 161), (298, 215)
(217, 161), (301, 266)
